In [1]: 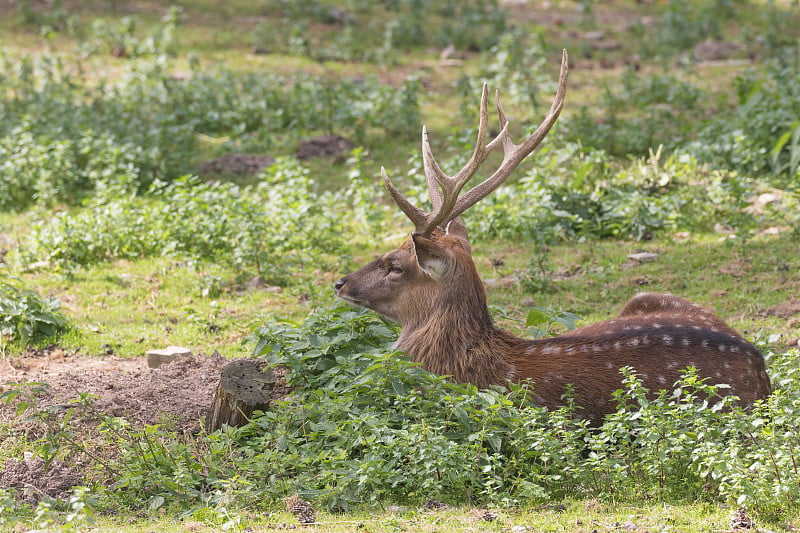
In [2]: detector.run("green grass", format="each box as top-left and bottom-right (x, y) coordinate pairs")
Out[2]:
(16, 256), (319, 358)
(85, 499), (789, 532)
(9, 229), (796, 359)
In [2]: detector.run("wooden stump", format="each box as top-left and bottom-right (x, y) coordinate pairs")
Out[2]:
(205, 359), (277, 433)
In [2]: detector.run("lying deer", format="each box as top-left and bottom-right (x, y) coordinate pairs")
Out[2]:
(334, 50), (771, 423)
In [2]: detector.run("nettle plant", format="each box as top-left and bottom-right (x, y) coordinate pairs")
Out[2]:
(212, 304), (799, 516)
(0, 51), (421, 209)
(18, 161), (356, 284)
(0, 274), (69, 349)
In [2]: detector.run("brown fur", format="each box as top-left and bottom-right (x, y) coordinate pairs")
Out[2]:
(335, 231), (772, 424)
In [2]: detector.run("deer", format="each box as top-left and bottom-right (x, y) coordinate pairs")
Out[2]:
(334, 50), (772, 424)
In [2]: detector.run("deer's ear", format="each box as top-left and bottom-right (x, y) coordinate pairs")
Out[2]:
(445, 218), (470, 250)
(411, 234), (451, 281)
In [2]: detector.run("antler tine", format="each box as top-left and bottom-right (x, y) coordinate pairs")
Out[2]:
(417, 83), (492, 236)
(381, 50), (568, 238)
(445, 48), (569, 226)
(381, 166), (429, 229)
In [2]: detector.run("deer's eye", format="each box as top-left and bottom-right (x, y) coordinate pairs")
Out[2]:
(388, 265), (403, 275)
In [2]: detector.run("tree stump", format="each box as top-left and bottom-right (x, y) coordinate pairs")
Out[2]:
(205, 359), (277, 433)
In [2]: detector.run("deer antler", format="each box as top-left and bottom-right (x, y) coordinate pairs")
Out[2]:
(382, 49), (569, 238)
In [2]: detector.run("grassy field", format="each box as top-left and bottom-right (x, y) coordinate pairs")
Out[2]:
(1, 0), (800, 531)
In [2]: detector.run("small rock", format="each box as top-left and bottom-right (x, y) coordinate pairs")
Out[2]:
(581, 30), (605, 40)
(621, 521), (638, 530)
(627, 252), (659, 263)
(146, 346), (192, 369)
(24, 260), (51, 272)
(511, 526), (528, 533)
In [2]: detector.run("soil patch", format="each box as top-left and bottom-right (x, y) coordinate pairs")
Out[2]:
(0, 349), (243, 500)
(0, 348), (227, 429)
(766, 298), (800, 319)
(296, 135), (355, 160)
(0, 457), (83, 500)
(198, 153), (275, 177)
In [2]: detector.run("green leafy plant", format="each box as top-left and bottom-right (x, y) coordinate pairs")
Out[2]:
(526, 306), (581, 338)
(0, 274), (69, 348)
(18, 162), (356, 281)
(0, 53), (420, 209)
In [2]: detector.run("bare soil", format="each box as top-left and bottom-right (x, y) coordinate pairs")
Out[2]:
(296, 135), (355, 161)
(767, 298), (800, 319)
(0, 347), (229, 499)
(0, 347), (226, 428)
(197, 153), (276, 177)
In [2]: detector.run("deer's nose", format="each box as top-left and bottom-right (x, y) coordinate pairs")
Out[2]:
(334, 279), (345, 293)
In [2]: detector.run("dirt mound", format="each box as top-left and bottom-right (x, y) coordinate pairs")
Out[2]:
(766, 298), (800, 319)
(0, 349), (235, 500)
(296, 135), (354, 160)
(0, 457), (83, 501)
(1, 350), (227, 429)
(198, 153), (275, 176)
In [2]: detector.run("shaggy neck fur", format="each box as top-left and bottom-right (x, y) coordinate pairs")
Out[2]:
(395, 245), (518, 389)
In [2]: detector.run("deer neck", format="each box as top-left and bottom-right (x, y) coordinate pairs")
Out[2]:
(395, 289), (518, 389)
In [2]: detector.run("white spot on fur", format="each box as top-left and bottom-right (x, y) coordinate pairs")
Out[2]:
(542, 346), (561, 355)
(718, 344), (727, 352)
(614, 341), (622, 350)
(702, 340), (710, 348)
(628, 338), (641, 347)
(605, 361), (614, 369)
(661, 335), (674, 346)
(681, 337), (691, 346)
(658, 375), (667, 385)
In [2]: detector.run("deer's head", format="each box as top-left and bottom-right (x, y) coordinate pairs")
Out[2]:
(335, 51), (569, 327)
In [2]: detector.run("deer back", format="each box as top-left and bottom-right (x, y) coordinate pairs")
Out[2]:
(513, 294), (770, 422)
